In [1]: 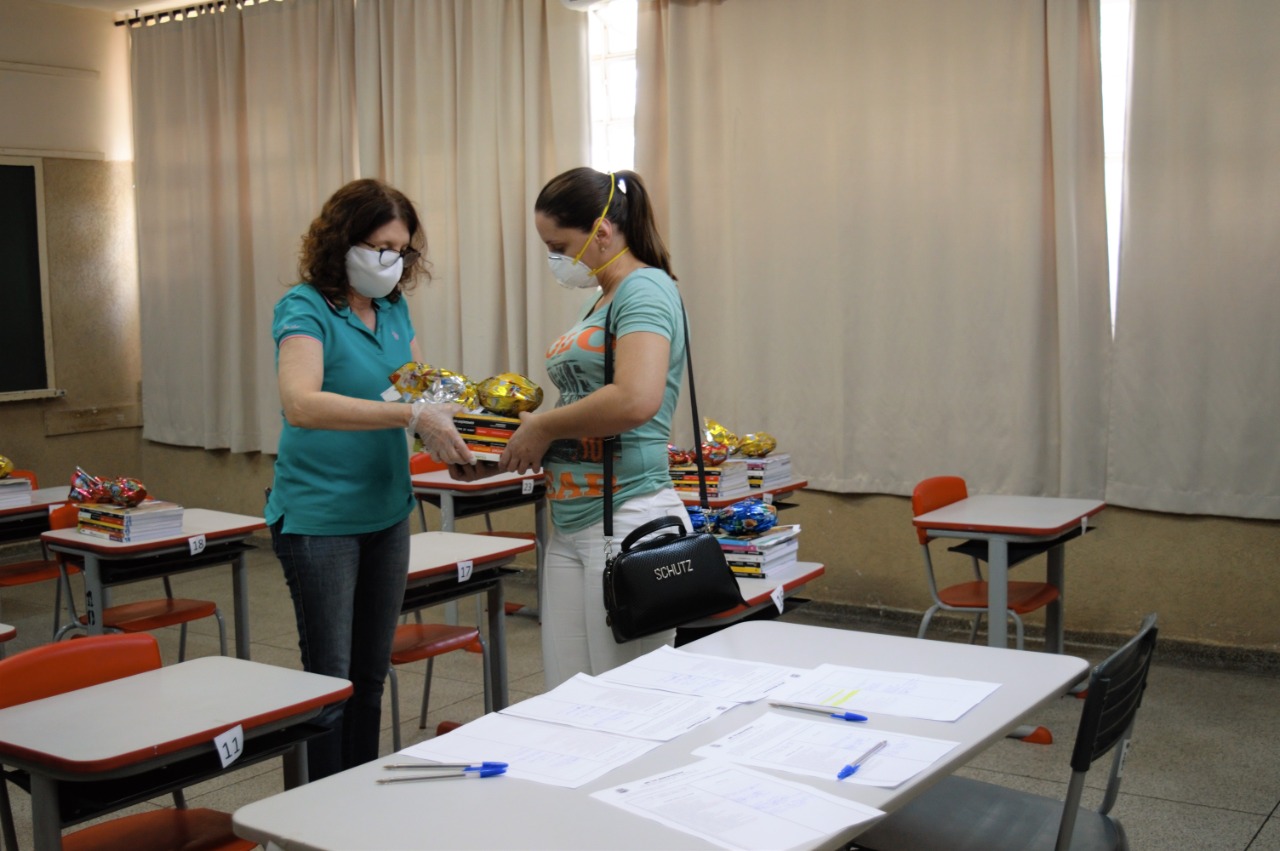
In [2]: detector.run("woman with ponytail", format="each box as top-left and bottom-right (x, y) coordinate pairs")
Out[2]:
(498, 166), (692, 687)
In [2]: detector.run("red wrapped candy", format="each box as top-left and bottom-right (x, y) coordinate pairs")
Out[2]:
(667, 444), (695, 466)
(69, 467), (111, 503)
(106, 477), (148, 507)
(698, 443), (730, 466)
(68, 467), (149, 507)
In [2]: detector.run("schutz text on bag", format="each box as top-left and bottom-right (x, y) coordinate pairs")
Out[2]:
(654, 559), (693, 580)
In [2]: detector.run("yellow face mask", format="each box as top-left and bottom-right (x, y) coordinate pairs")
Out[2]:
(547, 174), (631, 288)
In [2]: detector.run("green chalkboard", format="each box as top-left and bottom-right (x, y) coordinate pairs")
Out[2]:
(0, 162), (50, 394)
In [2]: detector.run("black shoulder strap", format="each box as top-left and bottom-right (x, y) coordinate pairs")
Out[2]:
(603, 296), (706, 539)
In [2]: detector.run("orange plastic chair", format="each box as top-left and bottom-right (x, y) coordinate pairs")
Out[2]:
(51, 505), (227, 660)
(0, 633), (253, 851)
(0, 491), (83, 641)
(386, 623), (491, 751)
(6, 471), (37, 487)
(0, 624), (14, 659)
(912, 476), (1061, 650)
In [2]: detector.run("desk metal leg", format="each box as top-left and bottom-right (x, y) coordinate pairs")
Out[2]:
(440, 496), (460, 626)
(487, 580), (509, 710)
(283, 742), (309, 789)
(987, 539), (1010, 649)
(81, 553), (104, 636)
(30, 774), (61, 851)
(232, 552), (251, 660)
(534, 498), (548, 620)
(1045, 544), (1066, 654)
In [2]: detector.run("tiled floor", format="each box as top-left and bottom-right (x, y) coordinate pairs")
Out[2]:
(1, 533), (1278, 850)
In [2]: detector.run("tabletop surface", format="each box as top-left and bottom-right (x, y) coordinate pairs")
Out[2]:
(913, 494), (1106, 536)
(411, 468), (543, 492)
(40, 507), (267, 554)
(732, 560), (825, 608)
(0, 656), (350, 775)
(233, 621), (1088, 851)
(0, 486), (71, 517)
(407, 531), (536, 580)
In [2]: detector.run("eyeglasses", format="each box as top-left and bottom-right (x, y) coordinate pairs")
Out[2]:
(360, 242), (421, 268)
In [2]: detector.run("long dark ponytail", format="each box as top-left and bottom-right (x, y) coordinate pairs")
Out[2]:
(535, 167), (675, 279)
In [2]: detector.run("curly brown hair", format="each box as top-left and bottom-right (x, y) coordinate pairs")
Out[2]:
(298, 178), (431, 307)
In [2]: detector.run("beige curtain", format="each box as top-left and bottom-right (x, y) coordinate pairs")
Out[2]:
(131, 0), (357, 453)
(1106, 0), (1280, 519)
(635, 0), (1112, 498)
(131, 0), (588, 454)
(353, 0), (590, 391)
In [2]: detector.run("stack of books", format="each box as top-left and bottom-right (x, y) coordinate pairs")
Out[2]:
(452, 413), (520, 462)
(745, 453), (793, 489)
(716, 524), (802, 578)
(77, 499), (185, 543)
(669, 459), (751, 499)
(0, 477), (32, 508)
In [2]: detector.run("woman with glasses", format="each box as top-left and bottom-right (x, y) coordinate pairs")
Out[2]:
(265, 178), (471, 780)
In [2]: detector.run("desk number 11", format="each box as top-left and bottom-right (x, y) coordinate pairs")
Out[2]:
(215, 724), (244, 768)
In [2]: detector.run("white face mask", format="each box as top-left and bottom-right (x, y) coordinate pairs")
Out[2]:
(547, 252), (599, 289)
(345, 245), (402, 299)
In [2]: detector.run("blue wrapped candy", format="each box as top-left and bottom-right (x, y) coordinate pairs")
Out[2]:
(715, 498), (778, 536)
(686, 505), (715, 533)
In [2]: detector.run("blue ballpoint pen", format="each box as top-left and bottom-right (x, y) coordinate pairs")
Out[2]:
(837, 740), (888, 780)
(768, 700), (869, 723)
(383, 761), (508, 771)
(377, 766), (507, 783)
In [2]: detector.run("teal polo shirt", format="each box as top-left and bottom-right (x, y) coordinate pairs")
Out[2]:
(265, 284), (416, 536)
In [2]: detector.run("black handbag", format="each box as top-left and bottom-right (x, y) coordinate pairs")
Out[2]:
(600, 298), (746, 643)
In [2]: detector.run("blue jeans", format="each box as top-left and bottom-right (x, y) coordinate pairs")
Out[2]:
(270, 515), (409, 781)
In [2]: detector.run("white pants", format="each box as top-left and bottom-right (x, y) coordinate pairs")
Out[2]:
(541, 488), (693, 689)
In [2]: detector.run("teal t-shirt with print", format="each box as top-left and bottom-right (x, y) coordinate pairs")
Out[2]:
(543, 267), (685, 533)
(265, 284), (416, 536)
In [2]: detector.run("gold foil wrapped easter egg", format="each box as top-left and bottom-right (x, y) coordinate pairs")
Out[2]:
(0, 455), (12, 478)
(388, 362), (434, 400)
(703, 418), (739, 451)
(738, 432), (778, 457)
(477, 373), (544, 416)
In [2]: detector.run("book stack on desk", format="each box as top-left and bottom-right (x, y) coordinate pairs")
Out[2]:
(745, 453), (793, 489)
(77, 499), (185, 542)
(715, 524), (802, 578)
(452, 413), (520, 463)
(0, 477), (32, 508)
(669, 459), (752, 499)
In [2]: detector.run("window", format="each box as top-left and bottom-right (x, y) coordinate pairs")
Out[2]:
(587, 0), (638, 172)
(1100, 0), (1134, 327)
(585, 0), (1134, 330)
(0, 157), (57, 400)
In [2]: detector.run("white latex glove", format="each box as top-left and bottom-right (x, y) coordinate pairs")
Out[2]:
(408, 400), (474, 465)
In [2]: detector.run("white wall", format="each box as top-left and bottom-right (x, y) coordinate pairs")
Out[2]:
(0, 0), (132, 160)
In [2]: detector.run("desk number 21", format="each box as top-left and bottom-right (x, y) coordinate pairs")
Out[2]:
(215, 724), (244, 768)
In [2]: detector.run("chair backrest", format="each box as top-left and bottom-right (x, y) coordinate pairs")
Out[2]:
(0, 633), (162, 710)
(410, 452), (447, 475)
(911, 476), (968, 545)
(49, 502), (79, 530)
(1054, 613), (1158, 848)
(1072, 612), (1159, 774)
